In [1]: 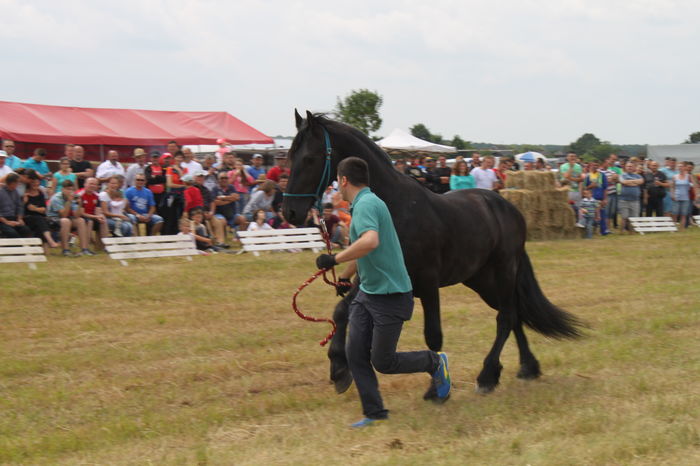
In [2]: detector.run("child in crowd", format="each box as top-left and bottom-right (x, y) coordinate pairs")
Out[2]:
(247, 209), (272, 231)
(268, 208), (293, 229)
(183, 174), (203, 213)
(187, 207), (218, 253)
(578, 188), (601, 239)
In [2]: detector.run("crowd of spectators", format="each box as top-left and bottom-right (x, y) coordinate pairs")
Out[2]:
(1, 140), (698, 257)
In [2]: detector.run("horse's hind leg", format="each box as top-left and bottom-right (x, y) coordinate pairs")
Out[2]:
(475, 309), (513, 394)
(328, 288), (356, 394)
(513, 319), (541, 380)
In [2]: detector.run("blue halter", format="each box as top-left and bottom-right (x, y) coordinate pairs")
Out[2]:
(283, 126), (333, 212)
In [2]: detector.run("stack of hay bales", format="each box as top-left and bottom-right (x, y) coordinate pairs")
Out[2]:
(501, 171), (578, 241)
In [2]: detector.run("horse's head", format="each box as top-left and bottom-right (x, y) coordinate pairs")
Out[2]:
(283, 110), (341, 225)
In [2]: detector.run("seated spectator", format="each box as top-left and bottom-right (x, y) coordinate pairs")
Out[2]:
(188, 207), (217, 252)
(194, 171), (226, 248)
(201, 155), (219, 191)
(306, 203), (346, 249)
(99, 176), (133, 237)
(0, 173), (32, 239)
(49, 157), (78, 197)
(23, 173), (59, 248)
(449, 160), (475, 190)
(578, 188), (601, 239)
(247, 153), (267, 186)
(47, 180), (93, 256)
(268, 208), (293, 229)
(78, 177), (109, 248)
(242, 180), (276, 221)
(247, 209), (273, 232)
(0, 150), (15, 183)
(22, 148), (51, 187)
(272, 174), (289, 213)
(332, 190), (352, 227)
(183, 174), (204, 213)
(266, 154), (289, 182)
(211, 173), (244, 232)
(125, 174), (163, 235)
(2, 139), (22, 170)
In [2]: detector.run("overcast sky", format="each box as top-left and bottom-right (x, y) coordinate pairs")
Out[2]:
(1, 0), (697, 145)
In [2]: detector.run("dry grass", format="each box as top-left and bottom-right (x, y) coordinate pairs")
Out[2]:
(1, 230), (699, 465)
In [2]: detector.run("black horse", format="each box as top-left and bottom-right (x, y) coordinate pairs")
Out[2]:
(283, 111), (581, 399)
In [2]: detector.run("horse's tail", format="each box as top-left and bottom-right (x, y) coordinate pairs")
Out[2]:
(515, 251), (583, 339)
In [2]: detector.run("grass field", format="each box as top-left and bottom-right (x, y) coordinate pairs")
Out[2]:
(1, 230), (699, 465)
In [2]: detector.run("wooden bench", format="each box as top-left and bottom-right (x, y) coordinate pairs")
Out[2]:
(237, 227), (326, 256)
(0, 237), (46, 269)
(103, 235), (198, 266)
(629, 217), (678, 235)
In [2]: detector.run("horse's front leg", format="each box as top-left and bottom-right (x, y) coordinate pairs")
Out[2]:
(327, 287), (356, 394)
(418, 286), (443, 401)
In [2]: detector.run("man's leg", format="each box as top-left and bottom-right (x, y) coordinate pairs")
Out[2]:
(60, 218), (72, 249)
(150, 215), (163, 235)
(599, 207), (607, 235)
(0, 223), (20, 238)
(72, 217), (89, 249)
(346, 297), (387, 420)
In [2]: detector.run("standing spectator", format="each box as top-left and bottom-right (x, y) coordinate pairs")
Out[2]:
(0, 150), (15, 183)
(583, 161), (608, 235)
(423, 157), (439, 192)
(211, 173), (242, 232)
(163, 153), (186, 235)
(558, 152), (584, 217)
(266, 154), (290, 183)
(47, 180), (93, 255)
(216, 152), (236, 174)
(2, 140), (22, 170)
(96, 150), (126, 185)
(433, 156), (452, 194)
(471, 155), (499, 190)
(393, 159), (406, 174)
(215, 138), (231, 165)
(0, 173), (32, 238)
(643, 161), (669, 217)
(126, 174), (163, 235)
(618, 162), (644, 233)
(99, 177), (133, 237)
(70, 145), (94, 189)
(449, 160), (475, 190)
(181, 147), (203, 174)
(243, 180), (277, 221)
(78, 177), (109, 247)
(167, 140), (180, 156)
(601, 156), (622, 229)
(405, 159), (427, 185)
(670, 162), (695, 229)
(22, 148), (51, 187)
(49, 157), (77, 197)
(660, 157), (678, 217)
(247, 153), (266, 186)
(201, 155), (218, 191)
(145, 152), (169, 219)
(125, 148), (148, 188)
(470, 152), (481, 170)
(579, 187), (601, 239)
(22, 173), (59, 248)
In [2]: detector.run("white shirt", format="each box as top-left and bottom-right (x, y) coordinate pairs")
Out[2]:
(124, 163), (146, 188)
(0, 164), (15, 180)
(96, 160), (126, 180)
(471, 167), (499, 190)
(181, 160), (203, 174)
(247, 221), (272, 231)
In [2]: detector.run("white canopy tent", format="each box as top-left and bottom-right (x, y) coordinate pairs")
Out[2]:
(647, 144), (700, 167)
(377, 128), (457, 153)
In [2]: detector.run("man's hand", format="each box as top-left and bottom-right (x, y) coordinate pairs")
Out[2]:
(336, 278), (352, 297)
(316, 253), (337, 270)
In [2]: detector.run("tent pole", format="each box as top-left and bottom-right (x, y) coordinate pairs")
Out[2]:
(100, 144), (104, 162)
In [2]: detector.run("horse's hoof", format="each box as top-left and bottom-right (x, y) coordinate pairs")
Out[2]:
(517, 362), (542, 380)
(333, 370), (353, 394)
(475, 384), (496, 395)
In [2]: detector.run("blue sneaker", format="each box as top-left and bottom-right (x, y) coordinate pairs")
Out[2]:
(350, 417), (384, 428)
(432, 352), (451, 400)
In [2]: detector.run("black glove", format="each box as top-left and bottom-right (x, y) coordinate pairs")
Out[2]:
(316, 253), (337, 270)
(336, 278), (353, 297)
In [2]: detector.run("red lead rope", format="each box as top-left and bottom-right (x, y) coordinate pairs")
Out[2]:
(291, 218), (339, 346)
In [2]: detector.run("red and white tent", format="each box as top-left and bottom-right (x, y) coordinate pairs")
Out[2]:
(0, 100), (273, 161)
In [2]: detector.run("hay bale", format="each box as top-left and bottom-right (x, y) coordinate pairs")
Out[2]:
(505, 171), (524, 189)
(522, 171), (556, 190)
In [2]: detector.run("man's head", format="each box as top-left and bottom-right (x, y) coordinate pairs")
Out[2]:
(471, 153), (481, 166)
(218, 172), (230, 187)
(4, 172), (19, 189)
(73, 145), (85, 161)
(194, 172), (205, 186)
(252, 153), (263, 167)
(203, 154), (216, 168)
(590, 161), (599, 172)
(84, 177), (98, 193)
(566, 152), (577, 164)
(61, 180), (75, 198)
(174, 151), (184, 166)
(134, 173), (147, 189)
(649, 161), (659, 172)
(224, 153), (235, 167)
(159, 153), (173, 167)
(582, 187), (592, 199)
(322, 202), (334, 219)
(438, 156), (447, 167)
(33, 148), (46, 162)
(275, 154), (287, 167)
(183, 147), (194, 161)
(278, 173), (289, 191)
(394, 159), (406, 172)
(64, 144), (75, 160)
(625, 162), (636, 173)
(167, 140), (179, 155)
(425, 157), (436, 169)
(482, 155), (495, 169)
(260, 179), (276, 194)
(665, 157), (677, 170)
(608, 153), (618, 163)
(133, 148), (147, 165)
(107, 150), (119, 163)
(2, 140), (15, 156)
(337, 156), (369, 200)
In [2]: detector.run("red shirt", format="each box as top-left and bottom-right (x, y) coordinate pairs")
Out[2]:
(266, 166), (290, 183)
(77, 189), (99, 215)
(184, 186), (203, 212)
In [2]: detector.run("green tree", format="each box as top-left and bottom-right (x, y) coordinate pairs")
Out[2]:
(684, 131), (700, 144)
(451, 135), (467, 150)
(334, 89), (383, 136)
(568, 133), (601, 155)
(410, 123), (433, 141)
(586, 143), (619, 161)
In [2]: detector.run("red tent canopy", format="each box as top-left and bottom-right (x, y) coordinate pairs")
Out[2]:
(0, 100), (273, 146)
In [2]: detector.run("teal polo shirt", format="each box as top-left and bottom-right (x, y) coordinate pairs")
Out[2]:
(349, 187), (412, 295)
(22, 158), (51, 186)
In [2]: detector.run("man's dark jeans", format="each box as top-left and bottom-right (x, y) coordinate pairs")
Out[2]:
(0, 216), (32, 238)
(346, 290), (438, 419)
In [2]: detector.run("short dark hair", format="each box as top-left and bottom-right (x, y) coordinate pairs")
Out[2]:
(5, 173), (19, 184)
(279, 173), (289, 180)
(323, 203), (333, 210)
(337, 157), (369, 186)
(34, 148), (47, 157)
(61, 180), (74, 188)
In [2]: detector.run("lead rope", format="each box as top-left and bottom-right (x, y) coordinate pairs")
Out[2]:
(291, 216), (339, 346)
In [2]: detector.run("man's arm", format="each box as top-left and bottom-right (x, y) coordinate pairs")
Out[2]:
(335, 230), (379, 263)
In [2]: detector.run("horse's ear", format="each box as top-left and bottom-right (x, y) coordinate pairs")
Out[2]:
(306, 110), (315, 127)
(294, 109), (303, 130)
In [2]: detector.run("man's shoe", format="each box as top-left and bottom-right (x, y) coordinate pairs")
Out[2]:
(575, 222), (585, 228)
(62, 249), (72, 257)
(216, 243), (230, 249)
(432, 352), (451, 401)
(350, 417), (385, 428)
(81, 249), (96, 256)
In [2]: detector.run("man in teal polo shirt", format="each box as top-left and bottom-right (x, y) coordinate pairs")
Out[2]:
(316, 157), (451, 428)
(22, 148), (51, 187)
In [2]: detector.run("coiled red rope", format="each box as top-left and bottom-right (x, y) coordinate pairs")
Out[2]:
(291, 218), (339, 346)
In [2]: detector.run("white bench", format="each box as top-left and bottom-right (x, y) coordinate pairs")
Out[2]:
(103, 235), (198, 266)
(629, 217), (678, 235)
(0, 237), (46, 269)
(693, 215), (700, 227)
(237, 227), (326, 256)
